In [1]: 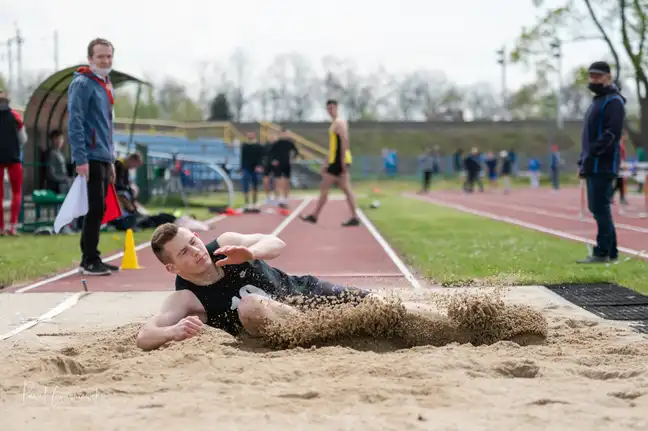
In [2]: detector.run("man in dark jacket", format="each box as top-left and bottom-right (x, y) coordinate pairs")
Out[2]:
(463, 147), (483, 193)
(577, 61), (626, 264)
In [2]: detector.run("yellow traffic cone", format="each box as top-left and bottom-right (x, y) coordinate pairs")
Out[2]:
(121, 228), (141, 270)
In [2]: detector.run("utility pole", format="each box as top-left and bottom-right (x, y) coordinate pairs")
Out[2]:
(15, 26), (23, 104)
(550, 38), (563, 129)
(54, 30), (59, 70)
(496, 45), (508, 120)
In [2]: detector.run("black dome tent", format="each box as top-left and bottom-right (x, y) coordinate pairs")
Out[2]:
(22, 64), (150, 196)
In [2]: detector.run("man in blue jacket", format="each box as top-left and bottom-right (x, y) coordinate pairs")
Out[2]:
(577, 61), (626, 264)
(68, 38), (118, 276)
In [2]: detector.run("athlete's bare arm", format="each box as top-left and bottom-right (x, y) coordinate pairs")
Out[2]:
(136, 290), (205, 351)
(216, 232), (286, 260)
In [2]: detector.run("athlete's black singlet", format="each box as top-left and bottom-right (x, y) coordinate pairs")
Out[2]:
(175, 240), (369, 335)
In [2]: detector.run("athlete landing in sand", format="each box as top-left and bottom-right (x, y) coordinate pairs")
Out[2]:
(300, 100), (359, 227)
(136, 223), (448, 351)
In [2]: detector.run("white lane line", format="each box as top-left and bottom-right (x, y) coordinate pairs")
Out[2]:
(407, 193), (647, 260)
(0, 291), (90, 341)
(456, 198), (648, 234)
(14, 214), (227, 294)
(271, 198), (312, 236)
(356, 209), (422, 289)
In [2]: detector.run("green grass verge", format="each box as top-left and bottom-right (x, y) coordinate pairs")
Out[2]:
(0, 193), (240, 289)
(352, 174), (582, 196)
(358, 193), (648, 293)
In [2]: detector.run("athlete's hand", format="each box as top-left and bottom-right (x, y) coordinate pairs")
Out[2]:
(214, 245), (255, 266)
(272, 160), (279, 166)
(168, 316), (203, 341)
(255, 165), (264, 173)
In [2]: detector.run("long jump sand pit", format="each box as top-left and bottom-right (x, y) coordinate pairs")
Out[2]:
(2, 286), (648, 431)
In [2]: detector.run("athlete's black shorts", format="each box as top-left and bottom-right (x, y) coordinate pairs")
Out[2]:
(326, 163), (350, 177)
(274, 163), (291, 178)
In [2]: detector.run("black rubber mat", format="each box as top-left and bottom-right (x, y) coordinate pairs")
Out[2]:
(630, 323), (648, 335)
(545, 283), (648, 325)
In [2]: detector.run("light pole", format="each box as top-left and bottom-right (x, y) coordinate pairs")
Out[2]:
(496, 46), (507, 120)
(550, 38), (563, 129)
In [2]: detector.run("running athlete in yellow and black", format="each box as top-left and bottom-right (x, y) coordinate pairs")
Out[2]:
(300, 99), (359, 227)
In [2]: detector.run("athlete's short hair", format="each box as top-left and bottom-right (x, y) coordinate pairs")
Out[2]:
(151, 223), (179, 264)
(326, 99), (338, 106)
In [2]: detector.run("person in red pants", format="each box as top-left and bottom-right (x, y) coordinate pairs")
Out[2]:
(0, 90), (28, 236)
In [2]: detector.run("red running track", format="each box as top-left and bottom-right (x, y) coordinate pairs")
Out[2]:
(405, 187), (648, 258)
(6, 199), (412, 293)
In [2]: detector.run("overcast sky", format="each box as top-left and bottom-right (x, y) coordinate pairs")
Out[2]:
(1, 0), (615, 103)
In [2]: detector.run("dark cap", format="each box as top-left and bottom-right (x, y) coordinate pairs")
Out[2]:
(588, 61), (611, 75)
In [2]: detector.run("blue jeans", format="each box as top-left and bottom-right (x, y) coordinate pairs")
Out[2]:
(551, 168), (559, 190)
(586, 176), (617, 259)
(241, 169), (259, 194)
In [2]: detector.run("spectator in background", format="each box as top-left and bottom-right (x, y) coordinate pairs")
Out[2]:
(549, 144), (561, 190)
(577, 60), (625, 264)
(417, 148), (436, 194)
(239, 132), (263, 211)
(528, 158), (541, 188)
(0, 90), (27, 236)
(114, 152), (143, 214)
(484, 151), (498, 189)
(270, 128), (299, 210)
(499, 150), (512, 194)
(453, 149), (463, 173)
(68, 38), (118, 276)
(463, 147), (483, 193)
(508, 149), (517, 176)
(45, 130), (72, 194)
(382, 148), (398, 177)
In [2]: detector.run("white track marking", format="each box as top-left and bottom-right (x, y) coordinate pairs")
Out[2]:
(356, 209), (422, 289)
(0, 291), (90, 341)
(271, 198), (311, 236)
(407, 194), (647, 260)
(459, 198), (648, 234)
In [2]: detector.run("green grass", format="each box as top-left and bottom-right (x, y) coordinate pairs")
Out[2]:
(0, 193), (237, 289)
(352, 173), (582, 196)
(358, 193), (648, 293)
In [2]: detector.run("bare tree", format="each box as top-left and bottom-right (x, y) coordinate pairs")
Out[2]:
(157, 78), (189, 119)
(320, 57), (387, 121)
(463, 82), (499, 120)
(397, 72), (422, 120)
(228, 48), (250, 121)
(264, 54), (293, 121)
(286, 53), (317, 121)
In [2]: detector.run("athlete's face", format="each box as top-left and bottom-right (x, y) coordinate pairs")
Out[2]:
(326, 103), (338, 118)
(163, 227), (212, 275)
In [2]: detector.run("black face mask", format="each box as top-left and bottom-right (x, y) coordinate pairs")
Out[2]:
(0, 98), (9, 110)
(588, 83), (605, 94)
